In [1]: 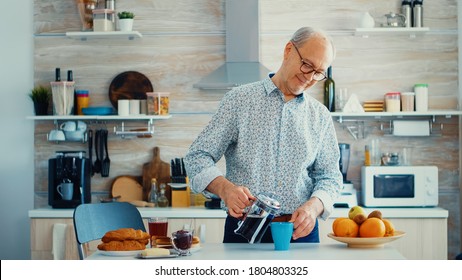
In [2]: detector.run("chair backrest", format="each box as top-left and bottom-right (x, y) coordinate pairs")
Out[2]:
(73, 202), (146, 259)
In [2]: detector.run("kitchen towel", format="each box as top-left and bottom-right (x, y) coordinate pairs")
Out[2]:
(393, 120), (430, 136)
(52, 223), (68, 260)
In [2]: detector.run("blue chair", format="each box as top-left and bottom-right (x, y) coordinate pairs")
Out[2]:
(73, 202), (146, 259)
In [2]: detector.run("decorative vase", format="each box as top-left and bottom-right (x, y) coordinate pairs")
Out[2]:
(34, 102), (49, 116)
(118, 19), (134, 31)
(359, 12), (375, 28)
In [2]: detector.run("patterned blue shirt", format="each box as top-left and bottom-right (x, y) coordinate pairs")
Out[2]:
(184, 77), (343, 220)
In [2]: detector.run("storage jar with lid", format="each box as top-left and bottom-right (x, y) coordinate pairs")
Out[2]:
(401, 92), (415, 112)
(414, 83), (428, 112)
(92, 9), (115, 32)
(385, 92), (401, 112)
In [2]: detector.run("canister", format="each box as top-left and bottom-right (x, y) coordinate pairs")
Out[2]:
(414, 84), (428, 112)
(384, 92), (401, 112)
(400, 92), (415, 112)
(75, 90), (89, 115)
(146, 92), (170, 115)
(92, 9), (115, 32)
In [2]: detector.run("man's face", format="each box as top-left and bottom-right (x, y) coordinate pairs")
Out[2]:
(283, 36), (333, 96)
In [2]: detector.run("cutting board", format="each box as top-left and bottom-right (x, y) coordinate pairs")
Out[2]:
(111, 175), (144, 202)
(142, 147), (171, 203)
(108, 71), (153, 109)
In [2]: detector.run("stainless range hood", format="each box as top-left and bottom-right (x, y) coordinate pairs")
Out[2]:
(193, 0), (271, 90)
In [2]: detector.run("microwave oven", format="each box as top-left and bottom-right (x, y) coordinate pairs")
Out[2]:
(361, 166), (438, 207)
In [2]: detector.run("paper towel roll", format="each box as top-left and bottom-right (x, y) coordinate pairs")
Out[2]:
(393, 120), (430, 136)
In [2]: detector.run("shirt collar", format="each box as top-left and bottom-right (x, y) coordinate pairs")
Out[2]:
(264, 73), (305, 101)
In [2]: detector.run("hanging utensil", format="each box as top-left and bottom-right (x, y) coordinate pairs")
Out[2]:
(93, 129), (101, 174)
(101, 129), (111, 177)
(88, 129), (94, 176)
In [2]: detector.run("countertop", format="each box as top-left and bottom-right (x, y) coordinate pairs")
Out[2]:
(29, 205), (448, 219)
(86, 242), (405, 260)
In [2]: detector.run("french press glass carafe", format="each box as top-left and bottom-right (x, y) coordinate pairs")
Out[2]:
(234, 192), (281, 243)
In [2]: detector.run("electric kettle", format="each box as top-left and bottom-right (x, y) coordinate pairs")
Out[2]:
(234, 192), (281, 243)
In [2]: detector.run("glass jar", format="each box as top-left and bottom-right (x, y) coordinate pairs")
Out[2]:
(400, 92), (415, 112)
(92, 9), (115, 32)
(385, 92), (401, 112)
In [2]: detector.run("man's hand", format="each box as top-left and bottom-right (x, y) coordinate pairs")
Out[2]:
(289, 197), (324, 239)
(206, 176), (256, 218)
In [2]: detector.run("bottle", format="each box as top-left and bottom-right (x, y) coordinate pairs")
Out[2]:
(364, 145), (371, 166)
(67, 70), (73, 81)
(401, 0), (412, 28)
(55, 68), (61, 82)
(157, 183), (169, 207)
(149, 178), (158, 205)
(324, 66), (335, 112)
(413, 0), (423, 27)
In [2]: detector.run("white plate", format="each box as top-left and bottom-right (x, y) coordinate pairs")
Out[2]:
(99, 250), (144, 257)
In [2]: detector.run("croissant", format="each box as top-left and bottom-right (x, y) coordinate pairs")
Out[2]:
(97, 240), (146, 251)
(101, 228), (150, 243)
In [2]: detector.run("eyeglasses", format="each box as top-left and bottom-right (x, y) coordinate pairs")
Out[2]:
(291, 41), (327, 81)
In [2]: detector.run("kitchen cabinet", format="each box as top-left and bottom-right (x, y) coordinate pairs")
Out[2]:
(29, 207), (448, 260)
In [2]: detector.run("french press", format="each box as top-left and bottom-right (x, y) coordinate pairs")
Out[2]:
(234, 192), (281, 243)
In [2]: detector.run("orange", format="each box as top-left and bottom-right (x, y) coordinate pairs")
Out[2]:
(332, 217), (348, 234)
(359, 217), (386, 237)
(334, 218), (359, 237)
(382, 219), (395, 237)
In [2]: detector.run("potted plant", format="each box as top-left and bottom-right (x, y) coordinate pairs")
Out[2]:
(117, 11), (135, 32)
(29, 85), (51, 115)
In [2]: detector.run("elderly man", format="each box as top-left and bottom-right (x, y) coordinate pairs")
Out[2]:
(185, 27), (342, 243)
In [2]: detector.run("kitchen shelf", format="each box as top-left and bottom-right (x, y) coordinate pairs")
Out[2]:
(65, 31), (142, 41)
(27, 115), (171, 121)
(28, 115), (171, 140)
(331, 110), (462, 139)
(331, 110), (462, 120)
(354, 27), (430, 38)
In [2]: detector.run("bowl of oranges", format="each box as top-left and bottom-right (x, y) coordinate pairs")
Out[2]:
(328, 206), (405, 248)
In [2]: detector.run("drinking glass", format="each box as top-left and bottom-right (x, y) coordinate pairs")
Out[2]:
(148, 217), (168, 246)
(171, 230), (193, 256)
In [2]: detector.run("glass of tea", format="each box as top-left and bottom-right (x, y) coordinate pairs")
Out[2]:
(171, 230), (193, 256)
(148, 217), (168, 246)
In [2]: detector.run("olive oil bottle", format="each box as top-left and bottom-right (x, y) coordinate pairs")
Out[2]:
(324, 66), (335, 112)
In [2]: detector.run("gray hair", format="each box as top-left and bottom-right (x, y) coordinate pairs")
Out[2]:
(291, 27), (336, 60)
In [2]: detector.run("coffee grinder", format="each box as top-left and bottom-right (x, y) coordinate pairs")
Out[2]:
(48, 151), (91, 208)
(334, 143), (358, 208)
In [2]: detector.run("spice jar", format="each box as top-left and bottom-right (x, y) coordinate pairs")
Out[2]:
(385, 92), (401, 112)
